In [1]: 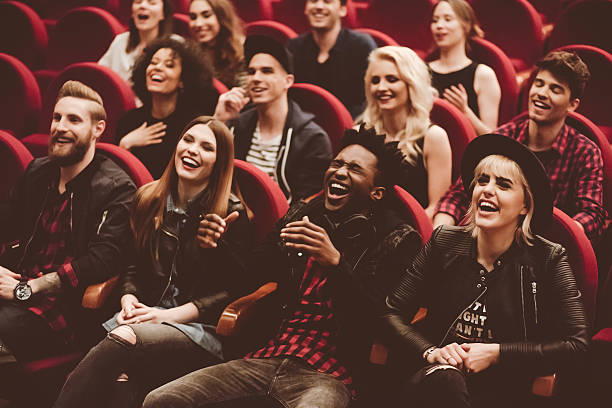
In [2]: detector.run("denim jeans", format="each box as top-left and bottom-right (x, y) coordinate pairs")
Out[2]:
(143, 357), (351, 408)
(53, 323), (221, 408)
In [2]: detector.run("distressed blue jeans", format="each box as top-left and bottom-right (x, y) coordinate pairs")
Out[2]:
(142, 357), (351, 408)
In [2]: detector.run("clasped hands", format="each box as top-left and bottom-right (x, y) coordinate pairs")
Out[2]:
(425, 342), (500, 374)
(280, 216), (341, 267)
(116, 294), (169, 325)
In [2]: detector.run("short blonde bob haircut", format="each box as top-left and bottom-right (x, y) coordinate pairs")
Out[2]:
(463, 154), (535, 246)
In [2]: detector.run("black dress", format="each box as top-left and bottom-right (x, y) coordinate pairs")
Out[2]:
(389, 138), (428, 208)
(430, 61), (481, 117)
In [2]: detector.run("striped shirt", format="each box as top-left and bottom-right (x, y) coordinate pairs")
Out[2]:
(246, 126), (282, 181)
(245, 256), (354, 393)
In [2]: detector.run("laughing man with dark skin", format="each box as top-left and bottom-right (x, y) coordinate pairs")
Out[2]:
(142, 126), (422, 408)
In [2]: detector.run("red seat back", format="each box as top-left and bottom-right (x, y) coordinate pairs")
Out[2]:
(354, 27), (399, 48)
(230, 0), (273, 23)
(36, 62), (136, 143)
(45, 7), (125, 71)
(469, 37), (519, 124)
(0, 53), (42, 139)
(431, 98), (477, 181)
(245, 20), (298, 44)
(96, 143), (153, 188)
(471, 0), (544, 72)
(541, 207), (598, 323)
(233, 159), (289, 242)
(172, 12), (191, 38)
(0, 1), (48, 69)
(548, 0), (612, 55)
(389, 185), (433, 244)
(0, 130), (33, 203)
(358, 0), (434, 54)
(288, 83), (353, 154)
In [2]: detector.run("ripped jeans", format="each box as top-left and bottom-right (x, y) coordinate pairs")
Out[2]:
(53, 323), (220, 408)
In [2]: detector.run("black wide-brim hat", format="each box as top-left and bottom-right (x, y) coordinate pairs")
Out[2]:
(244, 34), (293, 74)
(461, 133), (553, 233)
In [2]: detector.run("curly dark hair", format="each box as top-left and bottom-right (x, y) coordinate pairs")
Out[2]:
(340, 125), (406, 188)
(131, 36), (216, 110)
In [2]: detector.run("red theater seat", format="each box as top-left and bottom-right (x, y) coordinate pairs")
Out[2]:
(355, 27), (399, 48)
(230, 0), (273, 23)
(548, 0), (612, 55)
(233, 159), (289, 242)
(390, 186), (433, 244)
(245, 20), (298, 44)
(357, 0), (434, 54)
(23, 62), (136, 157)
(0, 53), (41, 139)
(0, 130), (33, 203)
(43, 7), (125, 71)
(172, 12), (190, 38)
(96, 143), (153, 188)
(0, 1), (48, 70)
(471, 0), (544, 72)
(431, 98), (477, 181)
(288, 83), (353, 154)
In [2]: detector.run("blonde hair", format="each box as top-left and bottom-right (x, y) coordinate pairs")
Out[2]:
(360, 46), (434, 165)
(131, 116), (234, 250)
(464, 155), (535, 246)
(56, 80), (106, 122)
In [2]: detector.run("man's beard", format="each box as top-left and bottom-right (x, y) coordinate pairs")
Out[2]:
(48, 131), (92, 166)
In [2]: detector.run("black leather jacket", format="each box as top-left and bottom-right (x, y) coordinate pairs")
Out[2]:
(120, 192), (254, 326)
(383, 225), (589, 377)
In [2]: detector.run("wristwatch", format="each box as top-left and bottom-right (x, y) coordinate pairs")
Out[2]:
(14, 281), (32, 302)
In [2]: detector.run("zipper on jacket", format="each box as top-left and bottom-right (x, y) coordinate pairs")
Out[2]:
(439, 286), (488, 347)
(96, 210), (108, 235)
(16, 189), (51, 270)
(532, 281), (538, 325)
(277, 128), (293, 203)
(156, 227), (180, 304)
(520, 265), (527, 341)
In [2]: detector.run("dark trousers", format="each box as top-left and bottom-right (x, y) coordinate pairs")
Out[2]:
(53, 323), (221, 408)
(406, 363), (533, 408)
(142, 357), (351, 408)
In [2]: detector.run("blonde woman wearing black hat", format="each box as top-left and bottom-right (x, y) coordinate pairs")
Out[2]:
(383, 134), (589, 407)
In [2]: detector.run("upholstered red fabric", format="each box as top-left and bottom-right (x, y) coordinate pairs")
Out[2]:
(548, 0), (612, 55)
(593, 327), (612, 343)
(212, 78), (229, 95)
(44, 7), (125, 71)
(529, 0), (569, 23)
(542, 208), (598, 323)
(357, 0), (434, 54)
(431, 98), (477, 181)
(0, 53), (41, 139)
(390, 185), (433, 244)
(231, 0), (273, 23)
(0, 1), (48, 69)
(234, 159), (289, 242)
(470, 0), (544, 72)
(172, 12), (190, 38)
(271, 0), (359, 32)
(288, 83), (353, 154)
(23, 62), (136, 157)
(468, 37), (519, 125)
(0, 130), (33, 203)
(245, 20), (298, 44)
(354, 27), (399, 48)
(96, 143), (153, 188)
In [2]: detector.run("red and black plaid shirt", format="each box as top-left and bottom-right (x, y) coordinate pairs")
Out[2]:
(18, 188), (78, 343)
(437, 116), (606, 240)
(246, 257), (354, 393)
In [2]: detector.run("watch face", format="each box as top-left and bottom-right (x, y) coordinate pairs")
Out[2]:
(14, 282), (32, 301)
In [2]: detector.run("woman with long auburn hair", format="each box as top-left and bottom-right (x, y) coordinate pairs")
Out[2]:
(188, 0), (245, 88)
(54, 117), (254, 408)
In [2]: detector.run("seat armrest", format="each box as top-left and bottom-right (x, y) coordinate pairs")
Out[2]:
(532, 374), (557, 397)
(82, 276), (119, 309)
(216, 282), (278, 337)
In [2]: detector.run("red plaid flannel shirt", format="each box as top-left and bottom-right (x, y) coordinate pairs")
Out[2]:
(436, 116), (606, 240)
(246, 257), (354, 394)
